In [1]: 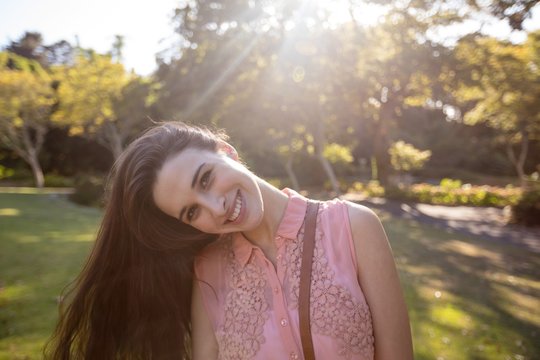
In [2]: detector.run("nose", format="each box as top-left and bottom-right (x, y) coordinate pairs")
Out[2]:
(199, 192), (227, 218)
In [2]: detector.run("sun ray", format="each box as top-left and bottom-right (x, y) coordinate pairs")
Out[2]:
(183, 32), (261, 118)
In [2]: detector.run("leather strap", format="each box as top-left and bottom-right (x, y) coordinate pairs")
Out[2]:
(299, 200), (319, 360)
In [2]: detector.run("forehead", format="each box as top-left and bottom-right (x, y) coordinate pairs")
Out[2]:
(152, 148), (217, 218)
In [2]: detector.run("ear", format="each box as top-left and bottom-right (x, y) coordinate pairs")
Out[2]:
(217, 140), (239, 161)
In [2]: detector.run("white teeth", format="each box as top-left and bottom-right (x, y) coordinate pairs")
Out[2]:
(228, 192), (242, 222)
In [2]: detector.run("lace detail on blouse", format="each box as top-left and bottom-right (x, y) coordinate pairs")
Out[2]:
(281, 214), (375, 359)
(217, 239), (269, 360)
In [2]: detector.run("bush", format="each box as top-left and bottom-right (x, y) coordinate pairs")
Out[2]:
(349, 179), (521, 207)
(44, 173), (74, 187)
(2, 167), (33, 185)
(0, 165), (15, 180)
(323, 178), (351, 193)
(510, 185), (540, 226)
(69, 174), (105, 207)
(440, 178), (462, 190)
(350, 180), (385, 197)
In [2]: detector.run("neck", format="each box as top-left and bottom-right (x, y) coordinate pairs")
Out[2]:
(241, 178), (289, 255)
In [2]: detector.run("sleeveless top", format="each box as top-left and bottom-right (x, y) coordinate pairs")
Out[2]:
(194, 188), (375, 360)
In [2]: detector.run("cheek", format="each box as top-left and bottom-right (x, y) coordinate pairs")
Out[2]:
(192, 214), (221, 234)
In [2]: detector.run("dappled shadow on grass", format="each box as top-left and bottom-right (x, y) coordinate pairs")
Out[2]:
(378, 210), (540, 360)
(0, 193), (102, 358)
(2, 193), (539, 359)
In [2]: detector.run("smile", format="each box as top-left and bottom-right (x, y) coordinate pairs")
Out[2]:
(227, 190), (243, 222)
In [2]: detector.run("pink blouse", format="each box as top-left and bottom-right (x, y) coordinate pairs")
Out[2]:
(194, 189), (375, 360)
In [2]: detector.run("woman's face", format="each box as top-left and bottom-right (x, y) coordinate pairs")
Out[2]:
(152, 147), (264, 234)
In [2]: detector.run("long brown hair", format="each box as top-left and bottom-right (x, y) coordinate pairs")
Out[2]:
(44, 122), (224, 359)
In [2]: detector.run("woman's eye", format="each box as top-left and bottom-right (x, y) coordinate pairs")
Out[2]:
(187, 206), (197, 221)
(200, 170), (211, 188)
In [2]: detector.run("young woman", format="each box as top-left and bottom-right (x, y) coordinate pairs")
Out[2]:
(45, 122), (413, 360)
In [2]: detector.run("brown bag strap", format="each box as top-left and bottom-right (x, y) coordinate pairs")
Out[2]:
(299, 200), (319, 360)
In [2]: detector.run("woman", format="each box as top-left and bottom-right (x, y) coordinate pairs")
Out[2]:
(45, 122), (413, 359)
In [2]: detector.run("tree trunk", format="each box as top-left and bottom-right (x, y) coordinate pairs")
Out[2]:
(284, 158), (300, 190)
(372, 119), (391, 186)
(20, 124), (46, 188)
(317, 151), (340, 195)
(28, 154), (44, 188)
(506, 127), (529, 188)
(311, 114), (340, 194)
(99, 121), (124, 160)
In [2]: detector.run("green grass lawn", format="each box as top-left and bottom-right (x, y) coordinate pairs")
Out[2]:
(0, 192), (539, 359)
(0, 192), (101, 359)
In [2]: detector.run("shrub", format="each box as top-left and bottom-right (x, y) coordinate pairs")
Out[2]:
(323, 178), (351, 193)
(69, 174), (105, 207)
(510, 186), (540, 226)
(349, 181), (385, 197)
(3, 167), (33, 185)
(0, 165), (15, 180)
(44, 173), (74, 187)
(440, 178), (462, 190)
(349, 179), (521, 207)
(389, 140), (431, 173)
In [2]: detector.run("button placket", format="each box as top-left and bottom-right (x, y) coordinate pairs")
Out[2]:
(259, 246), (300, 358)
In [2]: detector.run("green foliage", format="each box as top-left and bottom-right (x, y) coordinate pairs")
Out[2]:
(439, 178), (462, 190)
(350, 180), (386, 197)
(0, 51), (49, 76)
(0, 52), (54, 124)
(350, 179), (521, 207)
(398, 182), (520, 207)
(0, 164), (15, 180)
(323, 143), (353, 164)
(453, 31), (540, 181)
(43, 174), (74, 188)
(0, 51), (55, 187)
(52, 51), (129, 135)
(323, 178), (351, 193)
(3, 167), (33, 184)
(510, 185), (540, 226)
(51, 49), (151, 159)
(69, 174), (105, 206)
(389, 141), (432, 173)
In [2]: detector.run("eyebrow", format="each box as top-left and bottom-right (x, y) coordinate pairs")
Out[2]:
(178, 162), (205, 221)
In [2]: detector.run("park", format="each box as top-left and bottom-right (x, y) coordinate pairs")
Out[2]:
(1, 0), (539, 359)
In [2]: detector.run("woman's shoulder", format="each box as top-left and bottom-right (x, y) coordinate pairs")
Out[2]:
(319, 198), (386, 253)
(342, 200), (381, 227)
(318, 197), (378, 226)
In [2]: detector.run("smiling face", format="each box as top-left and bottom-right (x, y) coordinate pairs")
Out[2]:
(152, 147), (264, 235)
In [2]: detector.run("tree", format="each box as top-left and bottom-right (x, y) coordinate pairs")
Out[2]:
(465, 0), (538, 31)
(53, 50), (147, 159)
(388, 140), (431, 184)
(5, 31), (75, 67)
(364, 0), (539, 31)
(342, 7), (449, 185)
(0, 52), (56, 187)
(453, 31), (540, 185)
(155, 0), (355, 192)
(5, 32), (48, 67)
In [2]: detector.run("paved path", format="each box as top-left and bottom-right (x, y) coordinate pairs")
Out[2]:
(342, 194), (540, 254)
